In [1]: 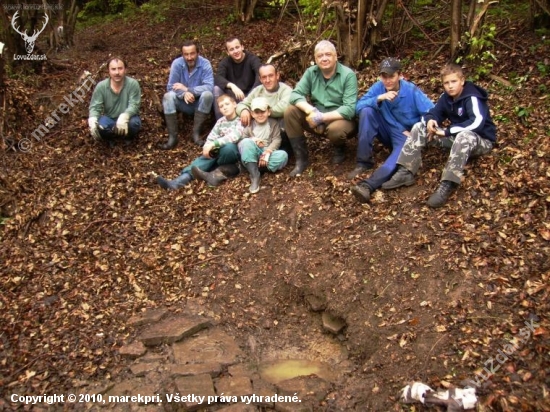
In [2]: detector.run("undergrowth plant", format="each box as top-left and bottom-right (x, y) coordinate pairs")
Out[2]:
(457, 23), (497, 79)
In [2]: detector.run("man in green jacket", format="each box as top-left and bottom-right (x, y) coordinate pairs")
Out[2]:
(284, 40), (358, 176)
(88, 57), (141, 145)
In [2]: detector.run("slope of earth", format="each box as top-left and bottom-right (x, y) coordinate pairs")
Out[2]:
(1, 1), (549, 411)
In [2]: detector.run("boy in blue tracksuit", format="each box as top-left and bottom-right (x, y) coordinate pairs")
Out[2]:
(350, 58), (434, 203)
(381, 63), (497, 208)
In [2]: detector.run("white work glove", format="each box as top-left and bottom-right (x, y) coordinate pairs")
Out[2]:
(88, 117), (101, 141)
(114, 113), (130, 136)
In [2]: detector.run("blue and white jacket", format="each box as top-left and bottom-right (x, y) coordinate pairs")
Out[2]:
(425, 81), (496, 142)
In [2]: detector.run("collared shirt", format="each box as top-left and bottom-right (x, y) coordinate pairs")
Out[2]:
(289, 62), (358, 120)
(356, 79), (434, 132)
(236, 82), (293, 118)
(166, 55), (214, 99)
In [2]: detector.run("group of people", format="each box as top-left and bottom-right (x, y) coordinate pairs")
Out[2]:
(88, 38), (496, 207)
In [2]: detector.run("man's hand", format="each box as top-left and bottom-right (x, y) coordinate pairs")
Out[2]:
(88, 117), (101, 141)
(203, 142), (215, 158)
(306, 108), (324, 128)
(259, 151), (271, 168)
(114, 113), (130, 136)
(379, 91), (399, 102)
(183, 91), (195, 104)
(240, 109), (251, 127)
(228, 83), (245, 101)
(172, 83), (187, 92)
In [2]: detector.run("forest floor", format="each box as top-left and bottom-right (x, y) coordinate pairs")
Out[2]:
(1, 1), (549, 411)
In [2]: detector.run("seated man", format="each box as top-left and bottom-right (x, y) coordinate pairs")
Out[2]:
(284, 40), (358, 176)
(350, 58), (433, 203)
(155, 94), (242, 190)
(161, 40), (214, 149)
(88, 57), (141, 145)
(237, 97), (288, 193)
(214, 37), (262, 119)
(194, 63), (292, 187)
(381, 63), (497, 208)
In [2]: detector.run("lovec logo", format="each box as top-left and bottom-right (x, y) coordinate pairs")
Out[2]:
(11, 10), (48, 60)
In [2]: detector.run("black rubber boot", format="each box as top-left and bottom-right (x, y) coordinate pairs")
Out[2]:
(160, 113), (178, 150)
(289, 136), (309, 177)
(156, 172), (192, 190)
(244, 162), (261, 194)
(427, 180), (458, 208)
(192, 111), (209, 146)
(332, 144), (346, 164)
(191, 163), (240, 187)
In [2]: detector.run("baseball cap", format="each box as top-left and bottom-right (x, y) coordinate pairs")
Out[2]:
(251, 97), (269, 111)
(379, 58), (401, 75)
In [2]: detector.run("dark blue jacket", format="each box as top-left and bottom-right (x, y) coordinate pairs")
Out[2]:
(424, 81), (496, 142)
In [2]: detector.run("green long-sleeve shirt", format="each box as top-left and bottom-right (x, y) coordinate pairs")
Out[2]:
(289, 62), (358, 120)
(236, 82), (293, 119)
(89, 76), (141, 119)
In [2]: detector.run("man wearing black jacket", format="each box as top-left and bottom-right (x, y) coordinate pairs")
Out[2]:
(214, 38), (261, 119)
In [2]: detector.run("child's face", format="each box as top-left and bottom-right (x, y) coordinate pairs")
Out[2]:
(217, 98), (237, 118)
(380, 72), (400, 91)
(251, 108), (271, 124)
(442, 73), (465, 98)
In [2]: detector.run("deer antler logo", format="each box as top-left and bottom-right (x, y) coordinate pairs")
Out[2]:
(11, 11), (49, 54)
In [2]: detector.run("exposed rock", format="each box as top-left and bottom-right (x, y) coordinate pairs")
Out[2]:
(139, 315), (211, 346)
(168, 362), (222, 378)
(215, 375), (253, 398)
(173, 374), (216, 411)
(321, 311), (346, 334)
(172, 327), (244, 366)
(129, 362), (159, 377)
(305, 294), (326, 312)
(119, 341), (147, 359)
(128, 308), (170, 327)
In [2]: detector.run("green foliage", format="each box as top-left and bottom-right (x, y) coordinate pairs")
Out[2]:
(514, 105), (532, 125)
(140, 0), (170, 24)
(457, 24), (497, 80)
(412, 50), (429, 61)
(268, 0), (327, 31)
(536, 61), (549, 76)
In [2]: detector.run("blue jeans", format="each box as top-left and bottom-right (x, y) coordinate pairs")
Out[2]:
(180, 143), (240, 175)
(357, 107), (407, 190)
(238, 138), (288, 172)
(98, 115), (141, 140)
(163, 90), (213, 116)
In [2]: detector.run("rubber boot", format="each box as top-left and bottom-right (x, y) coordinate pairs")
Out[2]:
(156, 172), (192, 190)
(192, 111), (209, 146)
(289, 136), (309, 177)
(160, 113), (178, 150)
(244, 162), (261, 194)
(191, 163), (240, 187)
(332, 144), (346, 164)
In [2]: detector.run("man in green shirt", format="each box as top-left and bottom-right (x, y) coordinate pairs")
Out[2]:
(88, 57), (141, 145)
(284, 40), (358, 176)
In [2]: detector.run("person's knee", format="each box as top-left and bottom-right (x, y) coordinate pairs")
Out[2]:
(359, 106), (376, 122)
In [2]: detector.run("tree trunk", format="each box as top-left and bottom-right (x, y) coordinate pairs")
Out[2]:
(450, 0), (462, 58)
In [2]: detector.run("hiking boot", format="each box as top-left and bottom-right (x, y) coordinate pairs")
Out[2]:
(351, 181), (373, 204)
(347, 162), (373, 180)
(244, 162), (261, 194)
(332, 145), (346, 164)
(381, 166), (415, 190)
(427, 180), (458, 208)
